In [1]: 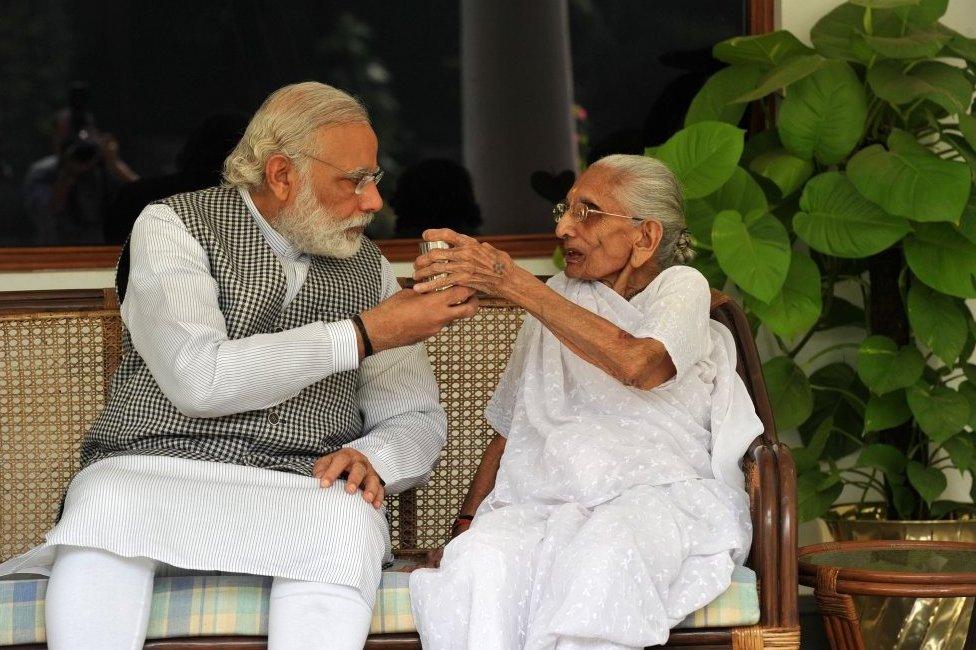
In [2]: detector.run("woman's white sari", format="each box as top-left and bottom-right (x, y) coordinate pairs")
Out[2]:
(410, 266), (763, 650)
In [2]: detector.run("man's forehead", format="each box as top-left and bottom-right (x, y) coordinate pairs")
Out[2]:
(314, 123), (378, 165)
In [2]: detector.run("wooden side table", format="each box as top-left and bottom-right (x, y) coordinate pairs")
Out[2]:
(798, 540), (976, 650)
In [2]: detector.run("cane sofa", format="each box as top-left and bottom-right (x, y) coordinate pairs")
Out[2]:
(0, 285), (798, 649)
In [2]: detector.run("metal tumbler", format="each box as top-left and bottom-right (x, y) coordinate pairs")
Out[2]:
(419, 240), (451, 290)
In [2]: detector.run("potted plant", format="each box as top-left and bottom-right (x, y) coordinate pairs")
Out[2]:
(635, 0), (975, 644)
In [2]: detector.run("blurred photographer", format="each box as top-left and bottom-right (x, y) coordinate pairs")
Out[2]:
(23, 82), (138, 244)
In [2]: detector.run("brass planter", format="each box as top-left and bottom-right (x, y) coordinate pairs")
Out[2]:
(826, 504), (976, 650)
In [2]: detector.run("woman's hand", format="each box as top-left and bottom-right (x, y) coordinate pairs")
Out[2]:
(413, 228), (523, 299)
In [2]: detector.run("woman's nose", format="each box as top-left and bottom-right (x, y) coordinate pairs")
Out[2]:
(554, 216), (575, 239)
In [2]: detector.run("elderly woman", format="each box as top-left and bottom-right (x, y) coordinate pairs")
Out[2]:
(408, 154), (763, 650)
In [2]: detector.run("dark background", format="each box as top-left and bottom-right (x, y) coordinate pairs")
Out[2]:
(0, 0), (748, 246)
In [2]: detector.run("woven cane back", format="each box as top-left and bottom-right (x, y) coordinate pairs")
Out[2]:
(0, 310), (123, 561)
(387, 297), (525, 551)
(0, 298), (523, 560)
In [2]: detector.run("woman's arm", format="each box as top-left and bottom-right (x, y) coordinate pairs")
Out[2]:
(511, 276), (675, 390)
(454, 434), (507, 530)
(413, 229), (675, 390)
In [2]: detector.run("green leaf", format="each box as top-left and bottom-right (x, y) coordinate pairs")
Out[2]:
(867, 60), (974, 115)
(690, 252), (727, 290)
(732, 54), (827, 103)
(741, 130), (783, 167)
(654, 121), (745, 200)
(960, 193), (976, 246)
(938, 25), (976, 64)
(907, 384), (971, 443)
(748, 252), (823, 340)
(791, 446), (820, 474)
(942, 433), (975, 473)
(862, 24), (951, 59)
(964, 367), (976, 385)
(811, 3), (868, 61)
(957, 382), (976, 429)
(749, 150), (813, 198)
(794, 171), (911, 258)
(801, 363), (869, 460)
(820, 296), (866, 330)
(685, 65), (765, 127)
(857, 443), (909, 477)
(851, 0), (920, 7)
(713, 31), (815, 67)
(846, 141), (971, 223)
(958, 113), (976, 153)
(907, 282), (968, 365)
(904, 223), (976, 298)
(685, 167), (768, 249)
(712, 209), (791, 302)
(907, 460), (947, 505)
(806, 416), (834, 459)
(895, 0), (948, 24)
(929, 500), (974, 519)
(857, 335), (926, 395)
(778, 61), (868, 165)
(892, 482), (918, 518)
(763, 357), (814, 431)
(865, 390), (912, 431)
(798, 471), (845, 522)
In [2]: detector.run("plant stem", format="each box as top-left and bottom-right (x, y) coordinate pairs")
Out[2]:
(804, 342), (860, 366)
(809, 385), (867, 410)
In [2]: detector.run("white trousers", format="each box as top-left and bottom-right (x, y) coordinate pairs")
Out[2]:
(45, 545), (373, 650)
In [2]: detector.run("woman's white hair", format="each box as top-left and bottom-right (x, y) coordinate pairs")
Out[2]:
(223, 81), (370, 190)
(590, 154), (694, 267)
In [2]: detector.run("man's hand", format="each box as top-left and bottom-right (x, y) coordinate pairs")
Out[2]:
(359, 286), (479, 354)
(313, 448), (385, 509)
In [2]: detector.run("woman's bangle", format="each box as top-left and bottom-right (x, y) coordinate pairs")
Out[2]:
(452, 514), (474, 528)
(351, 314), (373, 357)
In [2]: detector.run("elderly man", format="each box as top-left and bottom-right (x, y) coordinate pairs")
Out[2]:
(0, 82), (477, 649)
(409, 155), (761, 649)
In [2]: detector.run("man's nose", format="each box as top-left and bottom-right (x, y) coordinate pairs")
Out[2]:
(359, 182), (383, 213)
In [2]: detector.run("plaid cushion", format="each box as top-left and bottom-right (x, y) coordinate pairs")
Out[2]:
(0, 564), (757, 644)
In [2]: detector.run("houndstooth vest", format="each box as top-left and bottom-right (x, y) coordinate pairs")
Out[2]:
(82, 186), (383, 475)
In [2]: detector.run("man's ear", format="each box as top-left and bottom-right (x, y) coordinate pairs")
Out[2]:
(630, 219), (662, 268)
(264, 154), (296, 203)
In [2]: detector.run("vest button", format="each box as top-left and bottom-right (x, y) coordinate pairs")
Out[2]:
(267, 411), (279, 424)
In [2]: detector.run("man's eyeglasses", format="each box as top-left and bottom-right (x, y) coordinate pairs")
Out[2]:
(303, 153), (384, 195)
(552, 202), (643, 226)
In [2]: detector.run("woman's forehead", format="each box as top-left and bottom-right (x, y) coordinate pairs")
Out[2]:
(569, 166), (621, 209)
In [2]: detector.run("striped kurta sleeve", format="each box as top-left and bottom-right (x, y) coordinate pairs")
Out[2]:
(344, 261), (447, 494)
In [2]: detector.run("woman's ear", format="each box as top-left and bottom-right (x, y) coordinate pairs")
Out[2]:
(630, 219), (662, 268)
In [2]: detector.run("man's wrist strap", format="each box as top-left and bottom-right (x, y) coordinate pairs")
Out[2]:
(351, 314), (373, 357)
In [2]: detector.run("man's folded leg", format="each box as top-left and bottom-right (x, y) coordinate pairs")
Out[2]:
(45, 545), (159, 650)
(268, 577), (373, 650)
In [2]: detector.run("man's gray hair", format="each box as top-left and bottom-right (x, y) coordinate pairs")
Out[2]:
(590, 154), (694, 267)
(223, 82), (370, 190)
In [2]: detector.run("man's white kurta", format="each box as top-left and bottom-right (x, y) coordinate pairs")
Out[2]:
(0, 189), (446, 606)
(410, 266), (761, 649)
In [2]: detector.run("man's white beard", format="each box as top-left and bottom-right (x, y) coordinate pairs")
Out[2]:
(274, 178), (374, 259)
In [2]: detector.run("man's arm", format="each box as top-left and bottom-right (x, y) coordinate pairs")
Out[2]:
(123, 205), (366, 417)
(341, 260), (448, 495)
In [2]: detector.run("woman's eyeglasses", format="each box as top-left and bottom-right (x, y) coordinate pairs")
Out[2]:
(552, 202), (643, 226)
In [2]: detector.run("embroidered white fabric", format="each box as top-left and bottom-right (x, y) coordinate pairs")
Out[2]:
(410, 267), (762, 649)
